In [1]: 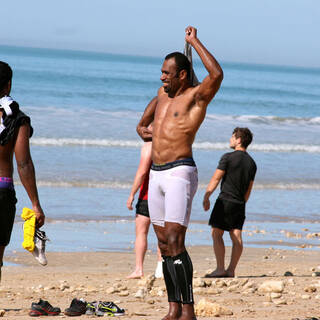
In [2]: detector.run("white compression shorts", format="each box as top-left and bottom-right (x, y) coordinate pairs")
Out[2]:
(148, 158), (198, 227)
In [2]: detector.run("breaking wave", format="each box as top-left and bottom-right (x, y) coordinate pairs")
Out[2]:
(14, 180), (320, 190)
(206, 114), (320, 125)
(30, 138), (320, 153)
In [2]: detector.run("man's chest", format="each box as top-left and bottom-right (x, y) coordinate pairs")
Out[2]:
(155, 95), (192, 121)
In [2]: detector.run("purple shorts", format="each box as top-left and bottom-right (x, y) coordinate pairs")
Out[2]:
(0, 177), (14, 190)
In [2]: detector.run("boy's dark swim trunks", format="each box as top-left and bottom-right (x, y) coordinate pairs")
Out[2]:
(209, 198), (245, 231)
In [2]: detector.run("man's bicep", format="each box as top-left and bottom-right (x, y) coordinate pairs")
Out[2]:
(139, 96), (157, 125)
(195, 74), (223, 107)
(138, 110), (154, 127)
(14, 125), (31, 164)
(214, 169), (225, 181)
(136, 96), (157, 139)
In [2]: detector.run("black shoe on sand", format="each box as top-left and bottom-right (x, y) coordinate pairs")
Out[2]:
(29, 299), (61, 316)
(64, 298), (87, 316)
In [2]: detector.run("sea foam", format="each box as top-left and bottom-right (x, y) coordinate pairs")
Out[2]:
(30, 138), (320, 153)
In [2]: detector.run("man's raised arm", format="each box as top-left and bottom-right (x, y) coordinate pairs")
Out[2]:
(186, 26), (223, 107)
(136, 96), (157, 141)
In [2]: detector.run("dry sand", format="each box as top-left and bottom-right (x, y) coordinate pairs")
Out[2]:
(1, 246), (320, 319)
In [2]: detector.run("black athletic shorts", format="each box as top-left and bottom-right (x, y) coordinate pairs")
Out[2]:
(0, 189), (17, 246)
(135, 199), (149, 218)
(208, 198), (245, 231)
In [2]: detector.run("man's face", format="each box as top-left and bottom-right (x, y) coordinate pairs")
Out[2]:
(229, 133), (241, 149)
(160, 58), (180, 95)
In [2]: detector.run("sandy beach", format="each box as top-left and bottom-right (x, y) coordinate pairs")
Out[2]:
(1, 246), (319, 319)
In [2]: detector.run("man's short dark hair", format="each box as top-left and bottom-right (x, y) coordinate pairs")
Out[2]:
(0, 61), (12, 92)
(165, 52), (191, 80)
(233, 127), (253, 148)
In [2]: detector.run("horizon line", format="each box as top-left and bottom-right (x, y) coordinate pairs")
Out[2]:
(1, 43), (319, 72)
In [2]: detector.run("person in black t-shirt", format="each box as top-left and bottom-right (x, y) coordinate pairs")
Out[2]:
(203, 127), (257, 278)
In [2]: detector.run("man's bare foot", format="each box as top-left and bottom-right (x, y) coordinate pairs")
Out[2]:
(162, 315), (179, 320)
(178, 304), (197, 320)
(162, 302), (181, 320)
(127, 270), (143, 279)
(204, 269), (227, 278)
(226, 270), (235, 278)
(178, 316), (197, 320)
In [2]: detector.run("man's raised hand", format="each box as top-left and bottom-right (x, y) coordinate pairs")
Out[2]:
(185, 26), (197, 44)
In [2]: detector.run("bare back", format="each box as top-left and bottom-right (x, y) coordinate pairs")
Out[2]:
(152, 86), (206, 164)
(0, 111), (15, 177)
(0, 143), (15, 177)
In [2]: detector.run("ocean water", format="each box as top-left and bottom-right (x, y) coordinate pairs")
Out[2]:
(1, 45), (319, 254)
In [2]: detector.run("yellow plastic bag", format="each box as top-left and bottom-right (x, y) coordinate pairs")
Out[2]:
(21, 207), (36, 252)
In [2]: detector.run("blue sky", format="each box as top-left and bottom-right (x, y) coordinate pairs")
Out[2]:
(1, 0), (319, 67)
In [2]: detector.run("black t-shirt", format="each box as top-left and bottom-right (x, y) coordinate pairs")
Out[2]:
(217, 150), (257, 204)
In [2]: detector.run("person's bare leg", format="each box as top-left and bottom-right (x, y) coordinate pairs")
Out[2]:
(127, 214), (150, 279)
(226, 229), (243, 277)
(207, 227), (226, 277)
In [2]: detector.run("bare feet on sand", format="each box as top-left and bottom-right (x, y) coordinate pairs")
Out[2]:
(162, 303), (197, 320)
(162, 302), (181, 320)
(204, 269), (227, 278)
(179, 304), (197, 320)
(225, 269), (235, 277)
(127, 270), (143, 279)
